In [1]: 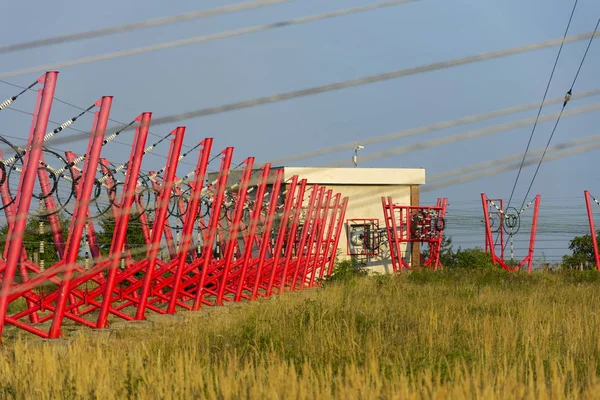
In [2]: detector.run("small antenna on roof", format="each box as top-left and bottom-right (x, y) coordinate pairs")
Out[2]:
(353, 143), (364, 167)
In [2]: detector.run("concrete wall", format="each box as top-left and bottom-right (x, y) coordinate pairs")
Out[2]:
(312, 184), (412, 274)
(205, 166), (425, 274)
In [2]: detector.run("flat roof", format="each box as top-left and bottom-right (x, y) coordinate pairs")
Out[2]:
(283, 167), (425, 185)
(206, 166), (425, 186)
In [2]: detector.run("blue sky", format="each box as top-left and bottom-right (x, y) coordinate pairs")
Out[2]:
(1, 0), (599, 262)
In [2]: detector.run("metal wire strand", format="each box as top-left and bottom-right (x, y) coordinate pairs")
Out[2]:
(0, 0), (419, 79)
(0, 0), (293, 54)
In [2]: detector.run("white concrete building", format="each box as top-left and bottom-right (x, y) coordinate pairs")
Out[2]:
(208, 166), (426, 274)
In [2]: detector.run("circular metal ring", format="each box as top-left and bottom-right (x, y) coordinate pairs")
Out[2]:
(1, 136), (25, 212)
(32, 148), (75, 217)
(503, 207), (521, 236)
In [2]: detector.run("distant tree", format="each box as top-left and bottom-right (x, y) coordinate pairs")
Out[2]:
(94, 213), (150, 261)
(421, 234), (457, 268)
(439, 235), (457, 268)
(562, 232), (599, 270)
(453, 247), (495, 269)
(421, 234), (498, 269)
(0, 213), (70, 265)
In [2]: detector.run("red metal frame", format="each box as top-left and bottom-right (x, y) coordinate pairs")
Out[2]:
(326, 197), (349, 276)
(483, 198), (504, 260)
(49, 96), (114, 337)
(584, 190), (600, 271)
(229, 164), (272, 302)
(381, 197), (448, 272)
(214, 159), (255, 305)
(481, 193), (541, 273)
(0, 75), (353, 340)
(249, 169), (284, 300)
(65, 151), (101, 260)
(289, 186), (321, 290)
(96, 112), (152, 328)
(270, 178), (307, 296)
(0, 72), (58, 339)
(192, 148), (235, 310)
(135, 127), (185, 319)
(165, 138), (213, 314)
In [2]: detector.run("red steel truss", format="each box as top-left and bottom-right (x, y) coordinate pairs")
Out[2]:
(0, 72), (350, 340)
(481, 193), (541, 273)
(584, 190), (600, 271)
(381, 197), (448, 272)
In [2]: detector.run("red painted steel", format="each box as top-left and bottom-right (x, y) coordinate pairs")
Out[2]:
(166, 138), (213, 314)
(49, 96), (113, 338)
(584, 190), (600, 271)
(135, 127), (185, 319)
(214, 158), (255, 305)
(249, 168), (284, 300)
(96, 112), (152, 328)
(0, 72), (58, 339)
(264, 176), (301, 297)
(481, 193), (541, 273)
(326, 197), (349, 276)
(0, 76), (352, 341)
(381, 197), (448, 272)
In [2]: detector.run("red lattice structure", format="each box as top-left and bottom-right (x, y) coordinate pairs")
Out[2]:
(584, 190), (600, 271)
(481, 193), (541, 272)
(0, 71), (349, 340)
(381, 197), (447, 272)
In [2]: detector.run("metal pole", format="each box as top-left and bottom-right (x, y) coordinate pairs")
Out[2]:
(327, 197), (349, 276)
(585, 191), (600, 271)
(432, 198), (448, 271)
(481, 193), (497, 266)
(264, 175), (298, 297)
(96, 112), (151, 328)
(318, 193), (341, 281)
(65, 151), (102, 260)
(49, 96), (112, 338)
(0, 72), (58, 338)
(192, 148), (234, 310)
(136, 127), (185, 319)
(277, 179), (307, 294)
(250, 168), (283, 300)
(233, 164), (271, 302)
(290, 186), (320, 290)
(166, 138), (212, 314)
(306, 190), (331, 287)
(36, 163), (66, 257)
(526, 195), (541, 273)
(215, 158), (254, 305)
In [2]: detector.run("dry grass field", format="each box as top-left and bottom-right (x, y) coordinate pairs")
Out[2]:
(2, 268), (600, 399)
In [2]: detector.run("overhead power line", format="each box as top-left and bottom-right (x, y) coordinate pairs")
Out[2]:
(329, 102), (600, 167)
(0, 0), (419, 79)
(428, 133), (600, 185)
(0, 78), (198, 149)
(422, 134), (600, 193)
(505, 0), (579, 209)
(0, 0), (292, 55)
(42, 29), (600, 147)
(269, 87), (600, 165)
(517, 15), (600, 211)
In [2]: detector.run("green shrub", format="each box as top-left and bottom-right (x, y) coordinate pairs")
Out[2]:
(453, 247), (495, 270)
(325, 258), (368, 284)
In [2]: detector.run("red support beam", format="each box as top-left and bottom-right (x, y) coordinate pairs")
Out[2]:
(0, 72), (58, 339)
(49, 96), (113, 338)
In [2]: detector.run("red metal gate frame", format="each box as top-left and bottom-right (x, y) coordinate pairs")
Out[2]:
(584, 190), (600, 271)
(381, 197), (448, 272)
(481, 193), (541, 273)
